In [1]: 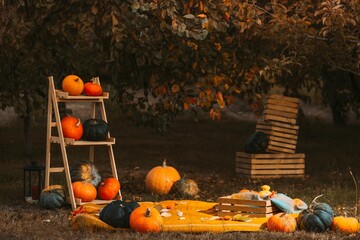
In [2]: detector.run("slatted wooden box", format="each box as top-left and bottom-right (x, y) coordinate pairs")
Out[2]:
(217, 196), (280, 218)
(263, 95), (300, 125)
(256, 120), (299, 154)
(235, 152), (305, 179)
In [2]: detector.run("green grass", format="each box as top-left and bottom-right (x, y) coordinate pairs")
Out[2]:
(0, 110), (360, 239)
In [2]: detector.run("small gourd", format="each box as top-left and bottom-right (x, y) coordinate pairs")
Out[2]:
(83, 81), (103, 96)
(39, 185), (66, 209)
(72, 181), (97, 202)
(129, 206), (163, 233)
(70, 160), (101, 187)
(61, 115), (83, 140)
(173, 178), (199, 198)
(331, 216), (359, 234)
(267, 212), (297, 233)
(97, 177), (120, 200)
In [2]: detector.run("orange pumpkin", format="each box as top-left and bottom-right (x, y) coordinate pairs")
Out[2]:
(145, 159), (181, 195)
(129, 206), (163, 233)
(267, 212), (297, 233)
(72, 181), (97, 202)
(62, 75), (84, 96)
(331, 216), (359, 234)
(61, 116), (83, 140)
(97, 177), (120, 200)
(83, 81), (103, 96)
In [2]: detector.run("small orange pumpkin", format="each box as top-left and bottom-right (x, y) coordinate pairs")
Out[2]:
(62, 75), (84, 96)
(129, 206), (163, 233)
(83, 81), (103, 96)
(72, 181), (97, 202)
(267, 212), (297, 233)
(61, 116), (83, 140)
(331, 216), (359, 234)
(97, 177), (120, 200)
(145, 158), (181, 195)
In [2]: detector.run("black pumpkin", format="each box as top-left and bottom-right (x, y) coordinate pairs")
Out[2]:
(70, 160), (101, 187)
(82, 118), (108, 141)
(244, 131), (268, 153)
(39, 185), (66, 209)
(99, 200), (140, 228)
(297, 194), (334, 232)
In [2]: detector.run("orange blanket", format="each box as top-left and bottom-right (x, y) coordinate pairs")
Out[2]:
(70, 200), (291, 232)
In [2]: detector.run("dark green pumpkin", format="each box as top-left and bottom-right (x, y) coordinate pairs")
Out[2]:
(244, 131), (268, 153)
(99, 200), (140, 228)
(297, 194), (334, 232)
(82, 118), (108, 141)
(70, 160), (101, 187)
(39, 185), (66, 209)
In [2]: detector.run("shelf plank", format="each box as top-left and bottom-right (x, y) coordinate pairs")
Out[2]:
(50, 136), (115, 146)
(55, 90), (109, 101)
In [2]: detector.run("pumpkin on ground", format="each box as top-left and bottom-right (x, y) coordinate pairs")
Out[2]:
(61, 115), (83, 140)
(72, 181), (97, 202)
(173, 178), (199, 198)
(82, 118), (108, 141)
(98, 177), (120, 200)
(62, 75), (84, 96)
(70, 160), (101, 187)
(297, 194), (334, 232)
(267, 212), (297, 233)
(244, 131), (268, 153)
(331, 216), (359, 234)
(129, 206), (163, 233)
(99, 200), (140, 228)
(39, 185), (66, 209)
(145, 158), (181, 195)
(83, 81), (103, 96)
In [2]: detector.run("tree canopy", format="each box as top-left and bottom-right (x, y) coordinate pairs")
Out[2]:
(0, 0), (359, 135)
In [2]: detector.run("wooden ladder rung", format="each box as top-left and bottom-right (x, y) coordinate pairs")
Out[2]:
(49, 167), (64, 173)
(51, 122), (57, 127)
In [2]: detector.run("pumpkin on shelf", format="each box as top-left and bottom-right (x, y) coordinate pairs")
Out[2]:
(99, 200), (140, 228)
(173, 178), (199, 198)
(82, 118), (108, 141)
(72, 181), (97, 202)
(98, 177), (120, 200)
(83, 81), (103, 96)
(145, 158), (181, 196)
(70, 160), (101, 187)
(297, 194), (334, 232)
(62, 74), (84, 96)
(331, 216), (360, 234)
(39, 185), (66, 209)
(267, 212), (297, 233)
(129, 206), (163, 233)
(61, 115), (83, 140)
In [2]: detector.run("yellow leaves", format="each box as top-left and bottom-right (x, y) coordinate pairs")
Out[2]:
(187, 41), (198, 51)
(209, 108), (221, 121)
(216, 92), (225, 109)
(214, 42), (221, 51)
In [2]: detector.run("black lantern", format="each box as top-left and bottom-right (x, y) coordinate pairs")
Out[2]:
(24, 161), (45, 203)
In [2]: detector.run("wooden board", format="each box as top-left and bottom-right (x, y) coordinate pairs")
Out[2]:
(217, 196), (280, 218)
(262, 95), (300, 125)
(235, 152), (305, 179)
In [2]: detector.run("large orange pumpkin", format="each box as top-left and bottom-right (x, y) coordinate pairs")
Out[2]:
(61, 116), (83, 140)
(72, 181), (97, 202)
(145, 159), (181, 195)
(331, 216), (359, 234)
(129, 206), (163, 233)
(83, 81), (103, 96)
(97, 177), (120, 200)
(62, 75), (84, 96)
(267, 212), (297, 233)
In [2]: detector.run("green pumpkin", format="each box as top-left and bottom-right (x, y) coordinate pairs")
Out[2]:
(39, 185), (66, 209)
(174, 178), (199, 198)
(70, 160), (101, 187)
(82, 118), (108, 141)
(99, 200), (140, 228)
(244, 131), (268, 153)
(297, 194), (334, 232)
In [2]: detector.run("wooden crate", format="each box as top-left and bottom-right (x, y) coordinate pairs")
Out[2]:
(235, 152), (305, 179)
(263, 95), (300, 125)
(217, 196), (280, 218)
(256, 120), (299, 154)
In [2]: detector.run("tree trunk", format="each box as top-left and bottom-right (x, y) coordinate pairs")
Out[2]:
(24, 113), (33, 159)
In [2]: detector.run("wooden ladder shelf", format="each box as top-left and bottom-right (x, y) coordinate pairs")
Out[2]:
(45, 76), (122, 210)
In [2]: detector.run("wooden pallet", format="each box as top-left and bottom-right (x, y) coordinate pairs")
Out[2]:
(263, 95), (300, 125)
(256, 120), (299, 154)
(235, 152), (305, 179)
(217, 196), (280, 218)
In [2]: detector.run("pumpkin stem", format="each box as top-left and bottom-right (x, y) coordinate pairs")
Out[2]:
(162, 158), (167, 168)
(145, 208), (151, 217)
(309, 194), (323, 211)
(75, 119), (81, 127)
